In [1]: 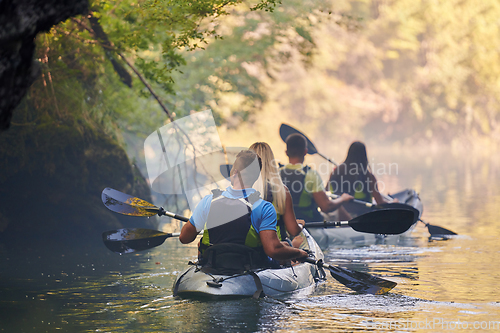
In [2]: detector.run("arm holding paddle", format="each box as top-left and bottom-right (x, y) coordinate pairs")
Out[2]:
(245, 197), (309, 262)
(260, 230), (308, 261)
(179, 222), (199, 244)
(313, 191), (353, 215)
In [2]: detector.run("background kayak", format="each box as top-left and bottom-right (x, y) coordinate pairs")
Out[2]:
(307, 189), (423, 248)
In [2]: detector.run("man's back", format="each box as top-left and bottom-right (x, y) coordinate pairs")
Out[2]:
(280, 163), (324, 222)
(283, 133), (353, 222)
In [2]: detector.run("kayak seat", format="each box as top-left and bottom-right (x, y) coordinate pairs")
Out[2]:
(200, 243), (271, 275)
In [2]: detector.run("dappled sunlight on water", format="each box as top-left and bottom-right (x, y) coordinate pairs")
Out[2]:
(2, 151), (500, 332)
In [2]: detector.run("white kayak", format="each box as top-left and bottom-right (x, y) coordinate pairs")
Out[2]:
(172, 229), (324, 299)
(307, 189), (423, 249)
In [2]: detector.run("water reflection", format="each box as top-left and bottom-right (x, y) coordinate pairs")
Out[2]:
(2, 151), (500, 331)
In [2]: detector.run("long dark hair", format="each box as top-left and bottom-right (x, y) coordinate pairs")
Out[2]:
(343, 141), (369, 170)
(328, 141), (371, 195)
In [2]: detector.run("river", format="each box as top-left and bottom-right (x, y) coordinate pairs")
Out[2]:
(1, 150), (500, 332)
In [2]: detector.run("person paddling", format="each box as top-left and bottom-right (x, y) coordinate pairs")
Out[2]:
(179, 150), (308, 270)
(249, 142), (305, 248)
(280, 133), (353, 223)
(327, 141), (396, 207)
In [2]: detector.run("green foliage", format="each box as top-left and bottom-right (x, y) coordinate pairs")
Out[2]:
(164, 0), (334, 127)
(16, 0), (499, 151)
(17, 0), (327, 139)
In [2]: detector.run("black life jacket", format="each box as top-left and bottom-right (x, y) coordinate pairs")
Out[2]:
(198, 189), (271, 273)
(280, 166), (324, 222)
(328, 169), (373, 203)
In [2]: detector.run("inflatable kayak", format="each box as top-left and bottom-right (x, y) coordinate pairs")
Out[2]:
(307, 189), (423, 248)
(172, 229), (325, 299)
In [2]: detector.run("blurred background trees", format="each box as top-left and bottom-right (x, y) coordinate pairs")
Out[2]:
(8, 0), (499, 149)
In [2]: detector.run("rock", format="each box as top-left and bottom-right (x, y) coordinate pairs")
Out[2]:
(0, 0), (89, 131)
(0, 120), (155, 253)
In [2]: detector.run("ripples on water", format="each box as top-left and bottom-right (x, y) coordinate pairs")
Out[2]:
(2, 152), (500, 332)
(3, 232), (499, 332)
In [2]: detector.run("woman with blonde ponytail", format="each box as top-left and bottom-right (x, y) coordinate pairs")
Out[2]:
(249, 142), (304, 246)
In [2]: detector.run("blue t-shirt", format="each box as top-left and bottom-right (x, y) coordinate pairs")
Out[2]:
(189, 187), (277, 234)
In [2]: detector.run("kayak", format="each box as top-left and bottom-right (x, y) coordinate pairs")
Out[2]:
(307, 189), (423, 249)
(172, 229), (325, 299)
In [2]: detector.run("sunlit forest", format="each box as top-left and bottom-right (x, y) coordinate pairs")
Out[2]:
(7, 0), (500, 149)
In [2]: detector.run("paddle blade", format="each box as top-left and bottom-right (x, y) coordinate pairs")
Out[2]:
(279, 124), (318, 155)
(349, 209), (415, 235)
(426, 223), (457, 236)
(327, 265), (397, 295)
(102, 187), (159, 217)
(375, 202), (420, 223)
(102, 228), (170, 254)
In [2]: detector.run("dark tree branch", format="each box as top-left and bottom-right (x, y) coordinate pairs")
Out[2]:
(87, 12), (133, 88)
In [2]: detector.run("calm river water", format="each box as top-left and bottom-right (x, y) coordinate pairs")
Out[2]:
(1, 150), (500, 332)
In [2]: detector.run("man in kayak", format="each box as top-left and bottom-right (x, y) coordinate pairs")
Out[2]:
(179, 149), (309, 269)
(281, 133), (353, 222)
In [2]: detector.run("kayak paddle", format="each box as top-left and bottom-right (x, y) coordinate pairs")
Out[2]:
(102, 187), (402, 294)
(302, 257), (396, 294)
(102, 209), (414, 254)
(103, 228), (181, 254)
(101, 187), (189, 222)
(327, 193), (420, 222)
(279, 123), (337, 166)
(330, 193), (457, 237)
(102, 227), (397, 294)
(103, 188), (415, 235)
(305, 209), (415, 235)
(419, 219), (457, 237)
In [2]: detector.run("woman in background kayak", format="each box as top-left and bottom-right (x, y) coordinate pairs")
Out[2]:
(249, 142), (305, 248)
(327, 141), (395, 205)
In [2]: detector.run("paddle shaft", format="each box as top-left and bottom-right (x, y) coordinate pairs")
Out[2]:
(158, 208), (190, 222)
(302, 257), (348, 273)
(305, 221), (350, 229)
(317, 152), (337, 166)
(328, 193), (376, 208)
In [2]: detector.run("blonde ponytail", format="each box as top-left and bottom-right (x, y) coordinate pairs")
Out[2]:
(249, 142), (286, 214)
